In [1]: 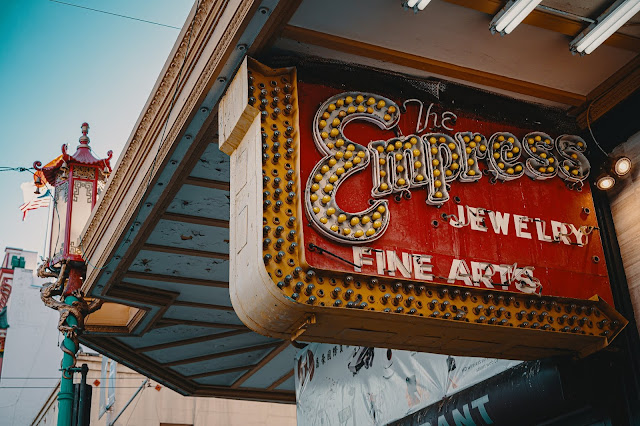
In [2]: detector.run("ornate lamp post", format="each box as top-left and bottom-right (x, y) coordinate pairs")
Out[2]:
(35, 123), (112, 425)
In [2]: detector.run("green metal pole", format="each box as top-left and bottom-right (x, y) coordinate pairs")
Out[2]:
(57, 294), (79, 426)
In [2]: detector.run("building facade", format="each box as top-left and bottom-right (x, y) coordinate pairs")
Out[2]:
(0, 248), (61, 425)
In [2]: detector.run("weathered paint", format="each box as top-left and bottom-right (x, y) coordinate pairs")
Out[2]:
(129, 252), (229, 282)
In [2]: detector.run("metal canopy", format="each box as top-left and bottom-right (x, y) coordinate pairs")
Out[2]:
(82, 139), (296, 402)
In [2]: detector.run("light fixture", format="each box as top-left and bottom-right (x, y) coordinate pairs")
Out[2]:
(406, 0), (432, 11)
(613, 156), (632, 176)
(596, 175), (616, 191)
(570, 0), (640, 55)
(490, 0), (543, 35)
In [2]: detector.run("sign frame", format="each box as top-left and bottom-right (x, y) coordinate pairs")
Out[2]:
(224, 58), (626, 360)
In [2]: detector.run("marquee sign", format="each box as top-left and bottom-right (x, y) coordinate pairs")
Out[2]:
(224, 58), (626, 360)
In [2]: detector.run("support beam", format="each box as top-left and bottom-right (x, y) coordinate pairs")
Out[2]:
(267, 369), (294, 390)
(192, 385), (295, 403)
(186, 364), (257, 380)
(249, 0), (304, 55)
(135, 329), (250, 353)
(172, 300), (235, 311)
(153, 318), (247, 330)
(141, 243), (229, 260)
(184, 176), (230, 191)
(231, 341), (291, 388)
(124, 271), (229, 288)
(281, 25), (586, 107)
(164, 342), (282, 367)
(162, 212), (230, 228)
(573, 55), (640, 128)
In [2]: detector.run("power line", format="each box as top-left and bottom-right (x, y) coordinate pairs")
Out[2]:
(0, 386), (155, 389)
(48, 0), (181, 30)
(0, 166), (34, 173)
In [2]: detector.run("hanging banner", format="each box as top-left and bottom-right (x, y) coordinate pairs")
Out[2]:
(295, 342), (521, 426)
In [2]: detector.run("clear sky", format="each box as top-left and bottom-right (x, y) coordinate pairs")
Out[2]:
(0, 0), (193, 260)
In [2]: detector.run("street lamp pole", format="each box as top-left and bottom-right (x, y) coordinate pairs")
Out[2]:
(35, 123), (112, 425)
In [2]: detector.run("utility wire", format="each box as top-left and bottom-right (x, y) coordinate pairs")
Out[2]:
(48, 0), (181, 30)
(0, 166), (34, 173)
(0, 386), (155, 389)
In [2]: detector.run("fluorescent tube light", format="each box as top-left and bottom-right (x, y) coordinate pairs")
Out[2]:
(571, 0), (640, 54)
(406, 0), (432, 10)
(490, 0), (543, 35)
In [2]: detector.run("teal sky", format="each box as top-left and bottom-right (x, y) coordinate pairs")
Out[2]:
(0, 0), (193, 259)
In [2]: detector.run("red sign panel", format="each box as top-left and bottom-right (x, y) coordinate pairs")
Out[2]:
(298, 82), (612, 304)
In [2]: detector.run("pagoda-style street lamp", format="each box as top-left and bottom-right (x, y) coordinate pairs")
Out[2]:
(35, 123), (111, 425)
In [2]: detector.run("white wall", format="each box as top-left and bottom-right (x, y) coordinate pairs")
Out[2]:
(0, 267), (61, 426)
(609, 131), (640, 335)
